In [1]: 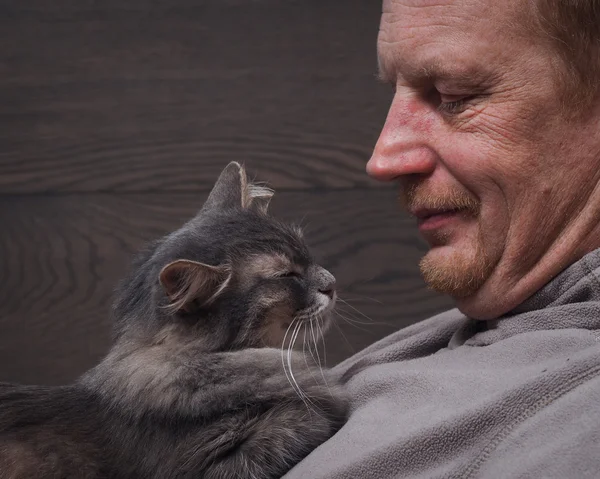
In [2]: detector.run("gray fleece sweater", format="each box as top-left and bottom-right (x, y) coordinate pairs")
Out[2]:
(284, 248), (600, 478)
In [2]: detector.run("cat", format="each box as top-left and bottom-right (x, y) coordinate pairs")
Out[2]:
(0, 162), (348, 479)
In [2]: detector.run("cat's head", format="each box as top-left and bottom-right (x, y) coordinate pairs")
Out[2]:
(113, 162), (336, 351)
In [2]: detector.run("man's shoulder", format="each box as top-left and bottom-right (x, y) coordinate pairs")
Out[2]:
(334, 307), (467, 374)
(477, 361), (600, 478)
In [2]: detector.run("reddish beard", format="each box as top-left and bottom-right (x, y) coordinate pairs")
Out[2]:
(399, 180), (494, 298)
(400, 181), (480, 217)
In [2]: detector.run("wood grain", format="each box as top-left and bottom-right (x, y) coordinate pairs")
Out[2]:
(0, 189), (453, 386)
(0, 0), (391, 193)
(0, 0), (454, 396)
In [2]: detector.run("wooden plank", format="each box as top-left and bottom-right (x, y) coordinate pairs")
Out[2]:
(0, 0), (391, 193)
(0, 189), (453, 386)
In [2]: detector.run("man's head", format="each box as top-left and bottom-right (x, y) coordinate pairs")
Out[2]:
(367, 0), (600, 319)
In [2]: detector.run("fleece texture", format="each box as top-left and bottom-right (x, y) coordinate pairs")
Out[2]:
(284, 248), (600, 479)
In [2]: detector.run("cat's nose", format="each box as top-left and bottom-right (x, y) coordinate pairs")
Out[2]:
(319, 284), (336, 299)
(317, 268), (336, 299)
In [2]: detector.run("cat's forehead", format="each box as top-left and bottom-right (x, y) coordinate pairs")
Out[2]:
(241, 252), (302, 278)
(230, 216), (309, 258)
(236, 234), (310, 266)
(222, 213), (306, 249)
(184, 210), (310, 266)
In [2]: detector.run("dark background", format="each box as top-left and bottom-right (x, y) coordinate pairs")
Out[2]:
(0, 0), (453, 386)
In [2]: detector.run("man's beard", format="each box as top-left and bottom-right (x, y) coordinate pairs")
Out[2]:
(418, 233), (494, 298)
(401, 180), (495, 298)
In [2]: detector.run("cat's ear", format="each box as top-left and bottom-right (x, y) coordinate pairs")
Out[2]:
(159, 260), (230, 313)
(202, 161), (246, 212)
(201, 161), (274, 214)
(246, 183), (274, 215)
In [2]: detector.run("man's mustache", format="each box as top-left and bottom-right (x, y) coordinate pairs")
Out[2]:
(399, 182), (480, 216)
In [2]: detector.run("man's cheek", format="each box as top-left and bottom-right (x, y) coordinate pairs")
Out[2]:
(437, 137), (500, 192)
(468, 108), (526, 147)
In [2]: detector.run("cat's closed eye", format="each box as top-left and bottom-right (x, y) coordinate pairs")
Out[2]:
(277, 271), (302, 279)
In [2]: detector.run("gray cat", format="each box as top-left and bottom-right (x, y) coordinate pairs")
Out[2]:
(0, 162), (348, 479)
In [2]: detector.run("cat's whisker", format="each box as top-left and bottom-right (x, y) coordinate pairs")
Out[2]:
(334, 309), (373, 326)
(314, 314), (334, 398)
(309, 320), (321, 368)
(337, 298), (377, 322)
(336, 293), (383, 304)
(302, 326), (308, 362)
(295, 323), (329, 419)
(286, 322), (301, 389)
(303, 326), (320, 385)
(288, 321), (319, 415)
(285, 323), (303, 404)
(336, 308), (396, 330)
(281, 319), (295, 381)
(332, 321), (356, 353)
(335, 309), (372, 325)
(307, 325), (319, 365)
(334, 311), (374, 333)
(317, 314), (327, 367)
(296, 213), (309, 231)
(281, 319), (306, 407)
(334, 304), (387, 326)
(335, 306), (373, 323)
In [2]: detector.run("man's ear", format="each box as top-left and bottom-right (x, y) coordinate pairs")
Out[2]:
(159, 260), (230, 313)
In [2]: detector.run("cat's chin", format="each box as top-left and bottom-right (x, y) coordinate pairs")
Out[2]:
(263, 308), (335, 351)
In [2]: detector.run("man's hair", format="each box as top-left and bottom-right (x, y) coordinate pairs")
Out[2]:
(532, 0), (600, 110)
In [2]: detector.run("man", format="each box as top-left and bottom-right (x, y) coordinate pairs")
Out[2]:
(285, 0), (600, 477)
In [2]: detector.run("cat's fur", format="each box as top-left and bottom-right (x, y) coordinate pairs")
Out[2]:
(0, 162), (348, 479)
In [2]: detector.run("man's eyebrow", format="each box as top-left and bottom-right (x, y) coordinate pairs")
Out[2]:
(376, 56), (488, 87)
(420, 60), (486, 85)
(376, 55), (395, 85)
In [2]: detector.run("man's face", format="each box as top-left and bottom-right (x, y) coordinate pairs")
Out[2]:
(368, 0), (600, 318)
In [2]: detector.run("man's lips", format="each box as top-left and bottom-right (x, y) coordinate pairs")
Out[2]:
(412, 208), (463, 231)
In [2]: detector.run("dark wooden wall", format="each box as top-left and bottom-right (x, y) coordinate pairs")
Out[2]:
(0, 0), (453, 386)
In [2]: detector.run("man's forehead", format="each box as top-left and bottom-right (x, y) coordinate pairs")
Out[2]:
(382, 0), (492, 12)
(379, 0), (499, 45)
(383, 0), (450, 9)
(377, 0), (527, 84)
(380, 0), (525, 37)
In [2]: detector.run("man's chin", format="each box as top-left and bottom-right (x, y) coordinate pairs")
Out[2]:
(419, 245), (492, 299)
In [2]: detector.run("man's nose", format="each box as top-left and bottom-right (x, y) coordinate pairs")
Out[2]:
(366, 96), (438, 181)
